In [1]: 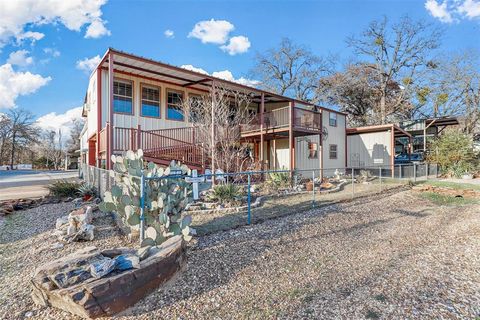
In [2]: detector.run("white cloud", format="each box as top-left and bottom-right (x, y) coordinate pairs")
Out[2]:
(164, 29), (174, 38)
(0, 63), (51, 108)
(43, 47), (61, 58)
(425, 0), (454, 23)
(188, 19), (234, 44)
(458, 0), (480, 18)
(35, 106), (83, 136)
(180, 64), (209, 75)
(425, 0), (480, 22)
(180, 65), (259, 87)
(220, 36), (251, 55)
(85, 18), (111, 38)
(76, 55), (101, 74)
(0, 0), (110, 47)
(16, 31), (45, 44)
(7, 50), (34, 67)
(212, 70), (259, 87)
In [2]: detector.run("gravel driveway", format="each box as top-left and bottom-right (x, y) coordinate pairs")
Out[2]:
(1, 190), (479, 319)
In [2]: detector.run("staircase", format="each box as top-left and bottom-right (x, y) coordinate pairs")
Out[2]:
(113, 126), (207, 172)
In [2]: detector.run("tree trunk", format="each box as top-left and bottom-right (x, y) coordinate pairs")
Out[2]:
(10, 131), (16, 170)
(380, 92), (386, 125)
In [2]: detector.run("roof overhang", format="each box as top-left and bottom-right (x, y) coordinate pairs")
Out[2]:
(93, 47), (346, 114)
(347, 124), (412, 138)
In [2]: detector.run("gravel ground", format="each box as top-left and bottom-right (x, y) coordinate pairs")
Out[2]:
(1, 190), (479, 319)
(0, 202), (130, 320)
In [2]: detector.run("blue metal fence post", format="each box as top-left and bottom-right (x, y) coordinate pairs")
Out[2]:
(247, 173), (251, 225)
(139, 171), (145, 244)
(312, 170), (315, 208)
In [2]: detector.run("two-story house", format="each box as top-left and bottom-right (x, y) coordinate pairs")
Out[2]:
(80, 48), (346, 174)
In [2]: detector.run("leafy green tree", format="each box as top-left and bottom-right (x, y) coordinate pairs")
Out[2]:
(426, 130), (478, 177)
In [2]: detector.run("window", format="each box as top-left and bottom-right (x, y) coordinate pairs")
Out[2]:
(329, 144), (338, 159)
(329, 112), (337, 127)
(113, 80), (133, 114)
(167, 90), (184, 121)
(308, 142), (318, 159)
(141, 85), (160, 117)
(188, 94), (202, 122)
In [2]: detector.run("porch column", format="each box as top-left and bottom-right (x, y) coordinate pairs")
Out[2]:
(260, 93), (265, 170)
(107, 52), (114, 170)
(96, 68), (102, 167)
(289, 101), (295, 174)
(211, 80), (216, 185)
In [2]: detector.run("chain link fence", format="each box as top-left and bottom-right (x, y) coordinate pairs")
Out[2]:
(80, 162), (438, 237)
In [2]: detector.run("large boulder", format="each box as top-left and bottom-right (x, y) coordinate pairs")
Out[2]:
(31, 236), (186, 318)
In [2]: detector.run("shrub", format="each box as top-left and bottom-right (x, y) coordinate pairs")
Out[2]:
(264, 170), (291, 192)
(77, 183), (98, 200)
(47, 180), (82, 198)
(99, 150), (194, 246)
(426, 130), (478, 178)
(208, 183), (243, 206)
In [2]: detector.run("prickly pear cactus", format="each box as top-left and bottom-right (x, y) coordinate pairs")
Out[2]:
(98, 149), (194, 246)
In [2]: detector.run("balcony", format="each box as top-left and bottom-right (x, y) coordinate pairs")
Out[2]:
(240, 106), (321, 136)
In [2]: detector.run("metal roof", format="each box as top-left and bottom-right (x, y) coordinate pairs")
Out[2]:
(93, 47), (346, 114)
(347, 124), (412, 138)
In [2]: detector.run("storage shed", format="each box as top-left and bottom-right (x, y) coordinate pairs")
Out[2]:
(347, 124), (412, 170)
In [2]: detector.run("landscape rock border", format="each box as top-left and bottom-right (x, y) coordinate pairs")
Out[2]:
(31, 235), (186, 319)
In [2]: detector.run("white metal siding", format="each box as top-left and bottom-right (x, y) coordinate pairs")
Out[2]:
(347, 131), (392, 168)
(295, 135), (321, 171)
(322, 111), (346, 172)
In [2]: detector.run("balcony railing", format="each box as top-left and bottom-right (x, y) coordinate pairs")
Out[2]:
(240, 106), (321, 134)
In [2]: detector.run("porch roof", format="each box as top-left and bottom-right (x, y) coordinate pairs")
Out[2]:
(93, 48), (346, 114)
(346, 124), (412, 138)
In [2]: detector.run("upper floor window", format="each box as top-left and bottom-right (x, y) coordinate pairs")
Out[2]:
(329, 144), (338, 159)
(167, 90), (184, 121)
(141, 85), (160, 118)
(308, 142), (318, 159)
(113, 80), (133, 114)
(329, 112), (337, 127)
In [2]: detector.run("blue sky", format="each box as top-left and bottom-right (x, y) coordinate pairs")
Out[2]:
(0, 0), (478, 132)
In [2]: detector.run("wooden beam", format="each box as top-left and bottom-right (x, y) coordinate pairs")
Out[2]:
(182, 78), (211, 87)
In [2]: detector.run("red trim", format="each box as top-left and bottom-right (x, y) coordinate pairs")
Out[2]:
(108, 52), (114, 170)
(96, 69), (102, 167)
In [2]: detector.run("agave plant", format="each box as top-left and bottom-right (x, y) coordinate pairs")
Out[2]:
(98, 149), (194, 247)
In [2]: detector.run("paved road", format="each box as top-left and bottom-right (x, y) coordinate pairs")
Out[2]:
(0, 170), (79, 200)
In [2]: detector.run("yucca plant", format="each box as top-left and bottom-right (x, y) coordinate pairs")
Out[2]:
(208, 183), (243, 206)
(47, 180), (82, 198)
(77, 183), (97, 201)
(99, 149), (194, 247)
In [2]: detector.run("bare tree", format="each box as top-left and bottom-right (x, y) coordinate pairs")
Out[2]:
(347, 16), (441, 124)
(7, 108), (37, 169)
(251, 38), (334, 103)
(183, 83), (257, 176)
(415, 50), (480, 135)
(317, 63), (412, 126)
(66, 118), (85, 153)
(0, 114), (12, 164)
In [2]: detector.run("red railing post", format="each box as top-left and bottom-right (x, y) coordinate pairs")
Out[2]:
(136, 124), (141, 151)
(106, 122), (111, 170)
